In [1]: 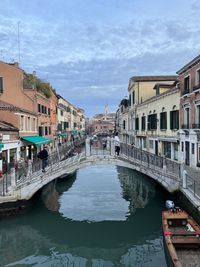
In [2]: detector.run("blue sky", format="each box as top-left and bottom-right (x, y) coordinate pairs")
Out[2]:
(0, 0), (200, 117)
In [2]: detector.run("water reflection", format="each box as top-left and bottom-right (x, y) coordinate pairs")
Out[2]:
(0, 165), (168, 267)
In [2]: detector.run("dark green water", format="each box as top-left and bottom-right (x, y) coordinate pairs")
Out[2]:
(0, 165), (171, 267)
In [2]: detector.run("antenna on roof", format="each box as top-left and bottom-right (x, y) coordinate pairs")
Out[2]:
(17, 21), (21, 65)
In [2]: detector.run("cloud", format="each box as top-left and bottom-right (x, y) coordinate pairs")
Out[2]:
(0, 0), (200, 116)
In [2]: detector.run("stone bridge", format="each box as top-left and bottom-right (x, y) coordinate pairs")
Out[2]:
(0, 138), (182, 207)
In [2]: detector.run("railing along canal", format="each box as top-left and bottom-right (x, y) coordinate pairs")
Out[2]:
(0, 139), (85, 196)
(1, 137), (200, 202)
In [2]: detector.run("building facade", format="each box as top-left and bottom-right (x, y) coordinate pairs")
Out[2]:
(127, 76), (178, 145)
(178, 54), (200, 168)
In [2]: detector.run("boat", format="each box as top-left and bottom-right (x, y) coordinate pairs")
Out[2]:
(162, 201), (200, 267)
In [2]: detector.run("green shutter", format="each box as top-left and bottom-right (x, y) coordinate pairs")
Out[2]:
(170, 111), (173, 129)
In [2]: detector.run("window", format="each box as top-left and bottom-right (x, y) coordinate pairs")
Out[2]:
(74, 122), (77, 128)
(64, 121), (69, 129)
(129, 94), (131, 106)
(184, 76), (190, 94)
(45, 126), (48, 135)
(38, 104), (41, 113)
(147, 114), (157, 130)
(132, 91), (135, 105)
(170, 110), (179, 130)
(149, 140), (154, 149)
(195, 69), (200, 86)
(123, 120), (126, 130)
(164, 142), (171, 159)
(27, 117), (30, 131)
(141, 116), (146, 130)
(48, 108), (50, 116)
(0, 77), (3, 94)
(20, 115), (24, 131)
(192, 143), (195, 154)
(49, 126), (51, 135)
(143, 138), (147, 149)
(160, 112), (167, 130)
(57, 123), (62, 131)
(183, 108), (189, 128)
(174, 143), (178, 161)
(196, 105), (200, 127)
(181, 142), (184, 152)
(39, 126), (43, 136)
(135, 117), (139, 130)
(60, 110), (63, 116)
(33, 118), (36, 131)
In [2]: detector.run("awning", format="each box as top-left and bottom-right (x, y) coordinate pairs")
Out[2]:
(70, 130), (78, 135)
(21, 136), (53, 146)
(0, 143), (4, 150)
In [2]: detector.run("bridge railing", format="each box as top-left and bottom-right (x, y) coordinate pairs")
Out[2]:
(120, 143), (180, 178)
(0, 139), (85, 196)
(182, 173), (200, 200)
(90, 138), (111, 156)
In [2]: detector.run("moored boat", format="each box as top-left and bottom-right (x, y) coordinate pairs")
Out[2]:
(162, 201), (200, 267)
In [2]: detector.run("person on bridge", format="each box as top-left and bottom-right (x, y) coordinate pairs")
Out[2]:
(114, 133), (120, 156)
(37, 145), (49, 172)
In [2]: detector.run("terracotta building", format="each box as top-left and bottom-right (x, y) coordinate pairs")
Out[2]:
(178, 54), (200, 168)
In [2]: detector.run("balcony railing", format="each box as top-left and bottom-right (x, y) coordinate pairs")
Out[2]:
(23, 80), (36, 89)
(192, 123), (200, 129)
(181, 124), (190, 129)
(193, 83), (200, 91)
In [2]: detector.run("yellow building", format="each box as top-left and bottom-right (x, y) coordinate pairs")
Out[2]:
(128, 76), (177, 145)
(135, 86), (180, 160)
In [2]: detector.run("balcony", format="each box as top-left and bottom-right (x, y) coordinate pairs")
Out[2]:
(182, 89), (190, 96)
(193, 83), (200, 91)
(192, 123), (200, 129)
(181, 124), (190, 129)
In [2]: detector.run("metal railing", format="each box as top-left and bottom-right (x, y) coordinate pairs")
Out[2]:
(184, 174), (200, 200)
(192, 123), (200, 129)
(0, 138), (86, 196)
(1, 138), (199, 202)
(120, 143), (180, 177)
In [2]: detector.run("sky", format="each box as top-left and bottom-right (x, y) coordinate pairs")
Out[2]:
(0, 0), (200, 117)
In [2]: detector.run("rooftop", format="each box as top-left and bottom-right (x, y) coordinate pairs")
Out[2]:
(0, 121), (18, 132)
(0, 100), (37, 116)
(176, 54), (200, 75)
(130, 75), (177, 83)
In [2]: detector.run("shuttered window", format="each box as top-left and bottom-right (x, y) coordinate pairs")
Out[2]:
(141, 116), (146, 130)
(135, 117), (139, 130)
(170, 110), (179, 130)
(160, 112), (167, 130)
(148, 114), (157, 130)
(0, 77), (3, 94)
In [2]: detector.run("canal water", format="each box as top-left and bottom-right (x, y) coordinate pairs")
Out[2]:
(0, 164), (172, 267)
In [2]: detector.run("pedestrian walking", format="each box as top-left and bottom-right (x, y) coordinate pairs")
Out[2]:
(114, 133), (120, 155)
(37, 145), (49, 172)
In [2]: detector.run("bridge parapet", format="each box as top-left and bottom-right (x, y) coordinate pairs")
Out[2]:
(0, 138), (188, 204)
